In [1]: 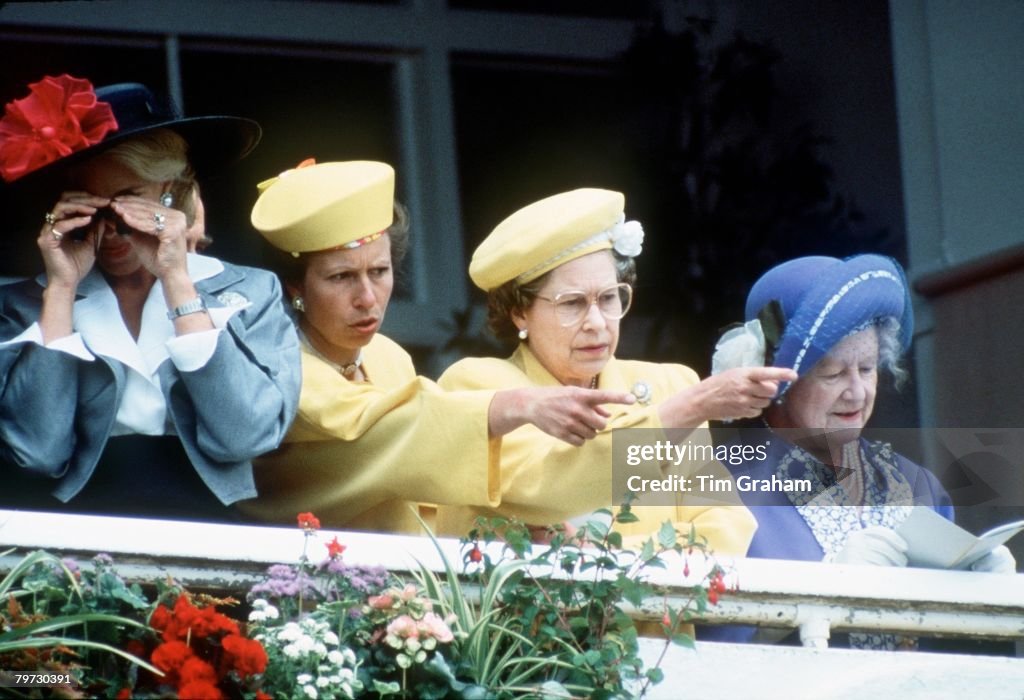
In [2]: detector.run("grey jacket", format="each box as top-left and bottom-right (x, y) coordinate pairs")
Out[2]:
(0, 261), (300, 504)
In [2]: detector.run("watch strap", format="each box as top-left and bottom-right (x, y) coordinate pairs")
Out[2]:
(167, 296), (207, 320)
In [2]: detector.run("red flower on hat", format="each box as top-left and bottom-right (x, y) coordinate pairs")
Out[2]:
(0, 74), (118, 183)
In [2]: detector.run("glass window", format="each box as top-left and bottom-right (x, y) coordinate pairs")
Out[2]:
(179, 43), (400, 274)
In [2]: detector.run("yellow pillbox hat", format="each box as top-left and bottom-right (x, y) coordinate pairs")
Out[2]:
(469, 188), (637, 291)
(251, 160), (395, 254)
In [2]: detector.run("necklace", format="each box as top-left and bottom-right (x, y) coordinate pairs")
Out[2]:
(299, 329), (363, 378)
(589, 375), (598, 389)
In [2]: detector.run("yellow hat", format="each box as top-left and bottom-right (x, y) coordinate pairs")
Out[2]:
(251, 160), (395, 255)
(469, 188), (644, 291)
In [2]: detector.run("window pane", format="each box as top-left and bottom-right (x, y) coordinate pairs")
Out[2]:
(179, 45), (399, 273)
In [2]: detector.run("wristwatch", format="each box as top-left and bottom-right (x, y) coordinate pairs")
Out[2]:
(167, 296), (207, 320)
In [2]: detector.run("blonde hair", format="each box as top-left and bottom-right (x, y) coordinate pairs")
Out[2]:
(74, 128), (197, 224)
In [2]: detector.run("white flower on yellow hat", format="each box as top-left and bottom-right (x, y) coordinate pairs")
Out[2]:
(610, 216), (644, 258)
(711, 319), (766, 375)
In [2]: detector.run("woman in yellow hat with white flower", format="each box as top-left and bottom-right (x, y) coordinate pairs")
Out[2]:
(435, 188), (797, 552)
(239, 161), (637, 533)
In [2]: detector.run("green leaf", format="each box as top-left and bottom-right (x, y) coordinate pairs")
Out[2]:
(646, 667), (665, 684)
(373, 679), (402, 695)
(615, 508), (639, 524)
(658, 521), (677, 549)
(671, 632), (696, 649)
(640, 538), (655, 562)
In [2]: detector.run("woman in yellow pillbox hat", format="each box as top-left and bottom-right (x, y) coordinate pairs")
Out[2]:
(435, 188), (798, 553)
(238, 161), (636, 533)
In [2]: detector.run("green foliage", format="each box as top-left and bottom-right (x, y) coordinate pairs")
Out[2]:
(0, 549), (159, 693)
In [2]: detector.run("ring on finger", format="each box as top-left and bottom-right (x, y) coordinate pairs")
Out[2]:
(154, 212), (166, 232)
(44, 212), (57, 225)
(50, 225), (64, 242)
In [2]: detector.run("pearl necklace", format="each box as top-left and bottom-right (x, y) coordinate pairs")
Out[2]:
(299, 329), (363, 378)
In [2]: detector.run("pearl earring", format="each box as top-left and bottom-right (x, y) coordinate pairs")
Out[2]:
(292, 296), (305, 312)
(518, 328), (528, 341)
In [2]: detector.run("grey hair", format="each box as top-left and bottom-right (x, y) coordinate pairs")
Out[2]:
(876, 316), (909, 389)
(486, 249), (637, 345)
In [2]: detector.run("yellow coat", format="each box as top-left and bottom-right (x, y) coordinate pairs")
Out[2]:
(238, 334), (498, 533)
(435, 344), (757, 556)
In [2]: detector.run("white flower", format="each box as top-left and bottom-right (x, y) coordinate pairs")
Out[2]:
(295, 636), (317, 654)
(342, 648), (356, 665)
(248, 610), (267, 622)
(278, 622), (302, 642)
(611, 218), (644, 258)
(283, 643), (301, 659)
(323, 631), (339, 645)
(316, 676), (331, 688)
(297, 673), (314, 685)
(711, 319), (767, 375)
(303, 685), (319, 700)
(327, 650), (345, 665)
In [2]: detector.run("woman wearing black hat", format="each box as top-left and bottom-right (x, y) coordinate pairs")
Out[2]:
(0, 74), (300, 520)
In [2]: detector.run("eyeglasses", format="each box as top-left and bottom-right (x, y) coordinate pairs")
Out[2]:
(534, 283), (633, 327)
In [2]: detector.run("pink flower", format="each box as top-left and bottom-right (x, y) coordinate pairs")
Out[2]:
(386, 614), (420, 640)
(418, 612), (454, 643)
(368, 593), (395, 610)
(0, 74), (117, 182)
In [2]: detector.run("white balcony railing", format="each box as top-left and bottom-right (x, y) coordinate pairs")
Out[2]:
(3, 509), (1024, 698)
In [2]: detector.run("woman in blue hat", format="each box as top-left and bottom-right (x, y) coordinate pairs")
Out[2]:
(706, 254), (1015, 645)
(0, 74), (300, 519)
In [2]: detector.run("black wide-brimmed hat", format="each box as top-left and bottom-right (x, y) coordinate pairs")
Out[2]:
(0, 74), (260, 193)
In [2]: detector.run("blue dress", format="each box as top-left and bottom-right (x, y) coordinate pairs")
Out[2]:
(701, 428), (954, 644)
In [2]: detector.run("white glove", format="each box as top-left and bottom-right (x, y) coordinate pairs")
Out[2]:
(833, 526), (909, 567)
(971, 545), (1017, 574)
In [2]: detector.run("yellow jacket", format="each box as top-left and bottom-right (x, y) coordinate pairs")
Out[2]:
(435, 344), (757, 556)
(238, 334), (498, 533)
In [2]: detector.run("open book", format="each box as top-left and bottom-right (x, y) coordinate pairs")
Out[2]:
(896, 507), (1024, 570)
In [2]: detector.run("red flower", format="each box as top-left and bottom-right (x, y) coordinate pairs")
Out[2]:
(469, 545), (483, 563)
(708, 587), (719, 606)
(180, 657), (217, 685)
(116, 689), (132, 700)
(177, 680), (225, 700)
(150, 603), (172, 631)
(255, 692), (272, 700)
(0, 74), (118, 182)
(151, 640), (194, 678)
(191, 605), (240, 639)
(173, 595), (200, 628)
(125, 638), (148, 659)
(222, 633), (268, 678)
(297, 511), (320, 531)
(326, 535), (346, 559)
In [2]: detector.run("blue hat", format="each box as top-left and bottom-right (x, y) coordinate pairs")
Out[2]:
(744, 254), (913, 394)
